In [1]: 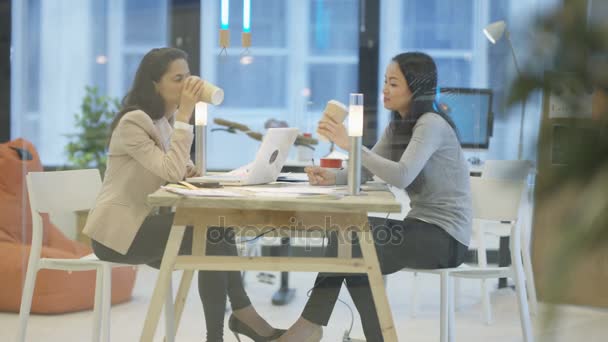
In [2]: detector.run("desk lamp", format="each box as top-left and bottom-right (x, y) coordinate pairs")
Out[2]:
(484, 20), (526, 159)
(347, 93), (363, 195)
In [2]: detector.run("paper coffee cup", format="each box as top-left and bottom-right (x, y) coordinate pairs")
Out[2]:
(200, 82), (224, 105)
(317, 100), (348, 142)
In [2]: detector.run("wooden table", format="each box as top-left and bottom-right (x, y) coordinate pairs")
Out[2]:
(140, 186), (401, 342)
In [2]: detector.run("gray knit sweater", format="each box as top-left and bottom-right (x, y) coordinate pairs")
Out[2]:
(337, 112), (472, 246)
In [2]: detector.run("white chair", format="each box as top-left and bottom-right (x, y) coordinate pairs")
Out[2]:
(410, 160), (537, 324)
(473, 159), (537, 323)
(17, 169), (174, 342)
(447, 177), (534, 342)
(403, 177), (533, 342)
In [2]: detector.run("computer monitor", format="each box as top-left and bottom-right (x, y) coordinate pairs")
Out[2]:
(437, 87), (493, 149)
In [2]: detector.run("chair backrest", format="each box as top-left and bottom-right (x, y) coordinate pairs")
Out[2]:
(470, 177), (525, 222)
(26, 169), (101, 240)
(480, 160), (534, 246)
(481, 159), (532, 181)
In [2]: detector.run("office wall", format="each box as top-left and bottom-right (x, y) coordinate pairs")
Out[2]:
(0, 0), (9, 143)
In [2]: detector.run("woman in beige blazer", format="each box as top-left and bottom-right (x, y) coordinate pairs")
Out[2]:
(83, 48), (284, 342)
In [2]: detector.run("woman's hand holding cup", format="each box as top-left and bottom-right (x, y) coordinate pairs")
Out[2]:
(316, 100), (347, 142)
(317, 119), (350, 150)
(177, 76), (204, 123)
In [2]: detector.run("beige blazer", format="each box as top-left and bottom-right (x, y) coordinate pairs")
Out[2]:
(83, 110), (194, 254)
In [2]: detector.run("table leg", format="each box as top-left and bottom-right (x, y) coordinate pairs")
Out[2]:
(357, 227), (398, 342)
(140, 225), (186, 342)
(167, 225), (206, 341)
(164, 271), (193, 342)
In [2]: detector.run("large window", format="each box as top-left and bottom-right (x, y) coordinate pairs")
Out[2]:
(202, 0), (359, 169)
(11, 0), (359, 168)
(11, 0), (168, 165)
(378, 0), (489, 139)
(11, 0), (555, 166)
(378, 0), (560, 161)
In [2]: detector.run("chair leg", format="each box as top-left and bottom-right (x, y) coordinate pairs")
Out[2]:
(448, 274), (455, 342)
(522, 253), (538, 316)
(475, 223), (493, 325)
(521, 230), (538, 316)
(410, 272), (419, 318)
(16, 261), (40, 342)
(92, 267), (103, 342)
(521, 187), (538, 316)
(440, 271), (452, 342)
(512, 226), (534, 342)
(514, 263), (534, 341)
(101, 264), (112, 342)
(454, 277), (461, 311)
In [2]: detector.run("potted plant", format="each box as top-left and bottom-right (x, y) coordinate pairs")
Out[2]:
(65, 86), (120, 176)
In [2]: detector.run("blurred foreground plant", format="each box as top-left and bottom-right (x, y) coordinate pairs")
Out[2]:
(506, 0), (608, 332)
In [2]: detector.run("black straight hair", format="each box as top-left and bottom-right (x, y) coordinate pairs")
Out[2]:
(387, 52), (459, 161)
(108, 47), (188, 146)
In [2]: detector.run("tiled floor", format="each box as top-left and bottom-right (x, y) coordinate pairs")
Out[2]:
(2, 266), (607, 341)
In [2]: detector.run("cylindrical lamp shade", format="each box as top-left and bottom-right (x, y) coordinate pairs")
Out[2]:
(195, 102), (208, 126)
(348, 93), (364, 137)
(219, 29), (230, 48)
(242, 32), (252, 48)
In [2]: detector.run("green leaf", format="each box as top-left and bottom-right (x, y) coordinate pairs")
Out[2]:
(65, 85), (119, 173)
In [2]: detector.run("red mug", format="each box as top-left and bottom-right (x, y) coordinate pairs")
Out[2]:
(320, 158), (342, 169)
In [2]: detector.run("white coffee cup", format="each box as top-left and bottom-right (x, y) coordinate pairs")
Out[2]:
(317, 100), (348, 142)
(200, 81), (224, 105)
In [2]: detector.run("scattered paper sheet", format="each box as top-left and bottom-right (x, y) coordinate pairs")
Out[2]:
(163, 182), (364, 199)
(161, 186), (245, 197)
(238, 185), (345, 195)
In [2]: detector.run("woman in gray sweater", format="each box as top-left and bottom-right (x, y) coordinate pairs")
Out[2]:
(279, 52), (472, 342)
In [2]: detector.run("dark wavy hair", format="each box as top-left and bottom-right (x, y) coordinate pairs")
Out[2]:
(108, 47), (188, 145)
(387, 52), (458, 161)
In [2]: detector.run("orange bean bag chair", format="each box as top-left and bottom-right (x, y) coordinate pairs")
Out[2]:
(0, 138), (137, 314)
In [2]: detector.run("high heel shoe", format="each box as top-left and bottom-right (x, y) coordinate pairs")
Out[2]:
(228, 314), (286, 342)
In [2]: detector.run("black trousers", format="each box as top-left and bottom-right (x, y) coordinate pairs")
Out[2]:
(301, 217), (468, 342)
(92, 213), (251, 342)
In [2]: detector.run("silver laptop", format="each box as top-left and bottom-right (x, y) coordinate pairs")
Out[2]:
(188, 127), (299, 186)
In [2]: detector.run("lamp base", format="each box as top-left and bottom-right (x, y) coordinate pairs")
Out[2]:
(347, 136), (362, 195)
(195, 125), (207, 176)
